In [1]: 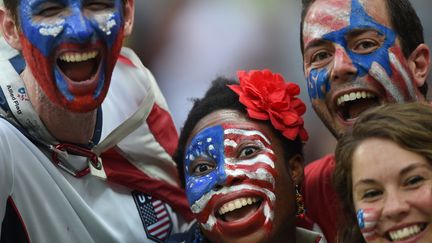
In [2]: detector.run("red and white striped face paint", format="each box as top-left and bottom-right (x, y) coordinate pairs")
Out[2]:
(185, 109), (298, 242)
(352, 138), (432, 242)
(357, 208), (379, 241)
(302, 0), (351, 47)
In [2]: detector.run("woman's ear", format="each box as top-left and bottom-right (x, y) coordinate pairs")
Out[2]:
(123, 0), (135, 36)
(408, 43), (430, 90)
(287, 154), (304, 185)
(0, 7), (21, 50)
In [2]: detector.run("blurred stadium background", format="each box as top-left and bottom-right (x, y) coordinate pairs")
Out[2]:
(126, 0), (432, 163)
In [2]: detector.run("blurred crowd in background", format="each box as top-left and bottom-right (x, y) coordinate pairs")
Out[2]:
(126, 0), (432, 163)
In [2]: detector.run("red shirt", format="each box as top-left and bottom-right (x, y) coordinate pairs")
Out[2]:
(302, 154), (341, 243)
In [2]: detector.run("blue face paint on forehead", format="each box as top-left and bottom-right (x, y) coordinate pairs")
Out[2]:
(323, 0), (396, 77)
(19, 0), (124, 57)
(184, 125), (227, 205)
(308, 0), (396, 100)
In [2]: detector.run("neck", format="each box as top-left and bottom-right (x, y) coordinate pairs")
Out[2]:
(22, 68), (97, 145)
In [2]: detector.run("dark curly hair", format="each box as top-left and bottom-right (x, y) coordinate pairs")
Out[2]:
(174, 77), (304, 187)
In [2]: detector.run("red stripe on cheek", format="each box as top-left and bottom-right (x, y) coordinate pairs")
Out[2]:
(388, 46), (416, 99)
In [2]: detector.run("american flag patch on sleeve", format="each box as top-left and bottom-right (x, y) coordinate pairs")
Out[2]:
(132, 191), (173, 242)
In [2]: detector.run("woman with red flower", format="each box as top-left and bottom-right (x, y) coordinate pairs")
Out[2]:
(167, 70), (324, 243)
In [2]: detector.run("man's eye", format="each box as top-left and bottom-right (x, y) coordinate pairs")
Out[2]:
(85, 1), (115, 11)
(36, 4), (64, 17)
(352, 40), (380, 54)
(238, 146), (258, 159)
(311, 51), (332, 64)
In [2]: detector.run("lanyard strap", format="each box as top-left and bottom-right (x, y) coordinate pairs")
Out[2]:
(0, 59), (57, 144)
(0, 57), (102, 178)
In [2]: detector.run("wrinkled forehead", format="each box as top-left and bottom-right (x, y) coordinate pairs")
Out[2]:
(303, 0), (352, 45)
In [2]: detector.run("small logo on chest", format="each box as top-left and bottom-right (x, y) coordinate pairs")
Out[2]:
(132, 191), (173, 242)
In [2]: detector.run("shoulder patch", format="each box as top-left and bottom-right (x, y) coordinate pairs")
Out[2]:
(132, 191), (173, 242)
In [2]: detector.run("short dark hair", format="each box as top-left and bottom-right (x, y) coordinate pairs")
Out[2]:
(300, 0), (428, 96)
(174, 77), (304, 187)
(333, 102), (432, 243)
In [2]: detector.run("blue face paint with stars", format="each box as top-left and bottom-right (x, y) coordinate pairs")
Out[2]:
(184, 125), (227, 205)
(19, 0), (123, 57)
(17, 0), (125, 111)
(307, 0), (396, 100)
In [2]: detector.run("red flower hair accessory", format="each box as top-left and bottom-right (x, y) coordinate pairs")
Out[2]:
(228, 69), (309, 141)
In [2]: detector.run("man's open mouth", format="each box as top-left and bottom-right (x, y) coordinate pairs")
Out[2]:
(386, 223), (427, 242)
(216, 196), (262, 222)
(57, 50), (101, 82)
(336, 91), (380, 121)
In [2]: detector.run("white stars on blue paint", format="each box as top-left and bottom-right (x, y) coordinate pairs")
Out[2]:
(95, 13), (117, 35)
(184, 125), (226, 204)
(39, 19), (65, 37)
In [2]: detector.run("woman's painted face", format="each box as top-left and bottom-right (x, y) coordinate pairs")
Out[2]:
(18, 0), (126, 112)
(184, 109), (298, 243)
(352, 138), (432, 242)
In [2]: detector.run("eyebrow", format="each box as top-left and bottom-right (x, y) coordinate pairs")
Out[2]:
(353, 178), (377, 189)
(399, 163), (431, 176)
(345, 28), (382, 39)
(303, 39), (330, 52)
(353, 162), (431, 189)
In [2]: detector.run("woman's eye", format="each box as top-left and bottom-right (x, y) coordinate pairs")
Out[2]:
(404, 175), (424, 187)
(238, 146), (258, 159)
(190, 162), (215, 176)
(362, 189), (382, 200)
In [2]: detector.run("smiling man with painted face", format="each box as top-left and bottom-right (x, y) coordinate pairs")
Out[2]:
(299, 0), (431, 242)
(0, 0), (193, 242)
(301, 0), (430, 138)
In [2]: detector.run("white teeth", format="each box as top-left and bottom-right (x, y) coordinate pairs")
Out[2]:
(217, 197), (259, 216)
(59, 51), (98, 63)
(389, 224), (422, 241)
(336, 91), (376, 106)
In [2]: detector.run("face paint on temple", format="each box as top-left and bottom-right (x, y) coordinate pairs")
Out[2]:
(18, 0), (125, 112)
(184, 123), (278, 239)
(302, 0), (424, 138)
